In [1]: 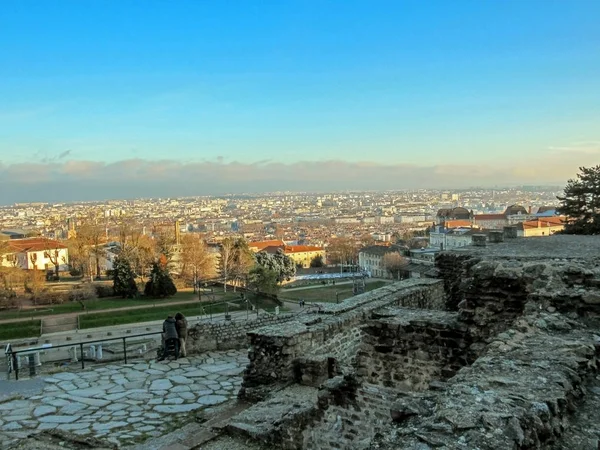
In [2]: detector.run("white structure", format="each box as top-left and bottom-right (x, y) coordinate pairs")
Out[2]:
(0, 238), (69, 271)
(358, 245), (405, 279)
(429, 226), (475, 250)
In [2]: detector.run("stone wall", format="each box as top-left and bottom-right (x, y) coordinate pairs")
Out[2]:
(373, 312), (600, 449)
(302, 378), (399, 450)
(436, 251), (600, 343)
(186, 313), (296, 354)
(239, 279), (445, 400)
(211, 236), (600, 450)
(357, 308), (469, 390)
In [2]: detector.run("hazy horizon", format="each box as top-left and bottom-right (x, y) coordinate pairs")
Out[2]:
(1, 1), (598, 204)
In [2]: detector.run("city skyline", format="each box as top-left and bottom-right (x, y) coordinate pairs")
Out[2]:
(1, 1), (599, 202)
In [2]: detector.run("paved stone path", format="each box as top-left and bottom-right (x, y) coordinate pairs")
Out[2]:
(0, 350), (248, 448)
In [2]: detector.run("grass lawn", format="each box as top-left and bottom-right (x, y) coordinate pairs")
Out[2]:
(0, 320), (41, 341)
(280, 280), (391, 303)
(79, 295), (280, 329)
(0, 291), (200, 320)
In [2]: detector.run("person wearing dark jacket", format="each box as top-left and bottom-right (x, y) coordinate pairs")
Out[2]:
(161, 315), (179, 358)
(175, 312), (188, 357)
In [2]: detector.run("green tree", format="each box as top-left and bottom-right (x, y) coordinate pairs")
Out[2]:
(112, 256), (138, 298)
(144, 256), (177, 298)
(248, 265), (279, 295)
(255, 250), (296, 283)
(310, 254), (324, 268)
(557, 165), (600, 235)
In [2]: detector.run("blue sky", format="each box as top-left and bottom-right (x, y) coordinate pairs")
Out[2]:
(0, 0), (599, 201)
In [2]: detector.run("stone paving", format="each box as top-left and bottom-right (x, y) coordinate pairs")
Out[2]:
(0, 350), (248, 448)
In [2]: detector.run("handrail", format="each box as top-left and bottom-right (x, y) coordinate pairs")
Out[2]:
(4, 297), (272, 381)
(5, 330), (163, 380)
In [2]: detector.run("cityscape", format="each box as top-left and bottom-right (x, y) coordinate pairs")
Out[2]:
(1, 0), (600, 449)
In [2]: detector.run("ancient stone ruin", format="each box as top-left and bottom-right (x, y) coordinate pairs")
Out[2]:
(203, 235), (600, 449)
(10, 235), (600, 449)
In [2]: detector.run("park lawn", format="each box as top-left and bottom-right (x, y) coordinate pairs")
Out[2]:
(0, 320), (41, 341)
(0, 291), (199, 321)
(280, 280), (391, 303)
(79, 296), (281, 329)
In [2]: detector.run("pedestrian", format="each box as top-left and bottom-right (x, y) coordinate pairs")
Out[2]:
(175, 312), (188, 358)
(160, 315), (179, 360)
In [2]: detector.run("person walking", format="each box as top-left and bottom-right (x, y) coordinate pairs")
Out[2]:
(175, 312), (188, 358)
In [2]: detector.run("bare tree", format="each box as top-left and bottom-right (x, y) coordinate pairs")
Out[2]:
(41, 238), (63, 280)
(115, 218), (155, 280)
(0, 239), (9, 265)
(382, 252), (409, 280)
(327, 237), (358, 266)
(180, 234), (215, 291)
(220, 238), (237, 292)
(230, 239), (254, 291)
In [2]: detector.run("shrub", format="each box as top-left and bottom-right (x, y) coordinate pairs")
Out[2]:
(68, 283), (98, 302)
(69, 267), (83, 277)
(34, 291), (68, 305)
(93, 284), (114, 298)
(0, 288), (19, 309)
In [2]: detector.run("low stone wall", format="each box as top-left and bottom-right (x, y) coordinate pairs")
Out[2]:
(357, 307), (469, 390)
(240, 279), (445, 400)
(186, 313), (296, 354)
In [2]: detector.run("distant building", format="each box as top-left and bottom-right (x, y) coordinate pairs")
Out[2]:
(516, 217), (565, 237)
(436, 207), (473, 225)
(358, 245), (405, 279)
(281, 245), (326, 269)
(251, 240), (326, 268)
(249, 240), (286, 252)
(0, 238), (69, 271)
(429, 226), (477, 250)
(474, 204), (530, 229)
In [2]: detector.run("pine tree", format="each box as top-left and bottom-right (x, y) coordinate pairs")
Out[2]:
(144, 256), (177, 298)
(557, 165), (600, 235)
(254, 250), (296, 283)
(112, 256), (138, 298)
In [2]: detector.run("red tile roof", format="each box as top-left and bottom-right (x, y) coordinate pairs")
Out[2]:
(474, 214), (505, 221)
(6, 238), (67, 253)
(444, 220), (473, 228)
(249, 240), (286, 251)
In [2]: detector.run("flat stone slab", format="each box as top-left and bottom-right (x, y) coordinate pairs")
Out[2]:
(168, 375), (193, 385)
(68, 387), (106, 398)
(92, 421), (129, 431)
(33, 406), (56, 417)
(149, 379), (173, 391)
(38, 415), (80, 424)
(0, 351), (247, 446)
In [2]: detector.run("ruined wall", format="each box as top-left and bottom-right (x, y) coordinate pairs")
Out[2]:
(373, 312), (600, 449)
(302, 378), (399, 450)
(240, 279), (444, 399)
(357, 308), (469, 390)
(186, 313), (295, 354)
(213, 237), (600, 450)
(436, 251), (600, 343)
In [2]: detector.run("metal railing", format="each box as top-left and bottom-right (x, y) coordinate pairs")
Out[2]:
(4, 297), (277, 381)
(5, 331), (163, 380)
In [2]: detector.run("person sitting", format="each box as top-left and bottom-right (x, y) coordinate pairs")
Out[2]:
(160, 315), (179, 360)
(175, 312), (188, 358)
